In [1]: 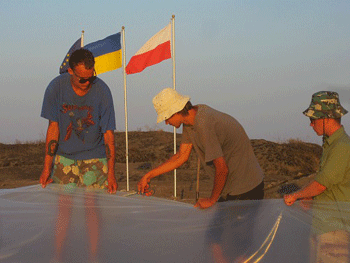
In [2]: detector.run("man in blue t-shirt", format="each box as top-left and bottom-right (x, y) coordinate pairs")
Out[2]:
(39, 49), (117, 193)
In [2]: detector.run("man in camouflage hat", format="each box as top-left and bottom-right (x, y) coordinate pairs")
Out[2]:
(285, 91), (350, 260)
(303, 91), (348, 127)
(284, 91), (349, 205)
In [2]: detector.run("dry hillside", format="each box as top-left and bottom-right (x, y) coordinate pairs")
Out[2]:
(0, 131), (322, 202)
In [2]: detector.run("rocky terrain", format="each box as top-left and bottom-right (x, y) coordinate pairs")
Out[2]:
(0, 131), (322, 203)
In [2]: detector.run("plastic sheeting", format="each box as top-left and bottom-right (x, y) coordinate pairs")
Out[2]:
(1, 185), (349, 263)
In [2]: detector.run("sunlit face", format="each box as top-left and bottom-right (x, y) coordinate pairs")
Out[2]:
(310, 118), (324, 136)
(68, 64), (95, 92)
(165, 113), (183, 128)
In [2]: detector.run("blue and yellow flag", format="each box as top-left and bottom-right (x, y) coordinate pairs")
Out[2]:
(85, 33), (122, 75)
(59, 38), (82, 74)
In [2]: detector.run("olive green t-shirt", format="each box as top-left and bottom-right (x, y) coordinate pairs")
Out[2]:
(182, 105), (264, 197)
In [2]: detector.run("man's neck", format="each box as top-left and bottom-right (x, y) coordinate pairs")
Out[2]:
(183, 107), (198, 126)
(325, 122), (342, 137)
(71, 81), (91, 96)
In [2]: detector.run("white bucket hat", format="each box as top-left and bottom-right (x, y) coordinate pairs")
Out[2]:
(152, 88), (190, 123)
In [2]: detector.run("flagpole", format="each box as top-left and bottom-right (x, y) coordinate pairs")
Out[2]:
(171, 15), (177, 198)
(196, 157), (200, 203)
(122, 26), (130, 191)
(81, 30), (84, 47)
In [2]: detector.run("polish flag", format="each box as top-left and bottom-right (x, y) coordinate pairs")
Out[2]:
(126, 23), (171, 74)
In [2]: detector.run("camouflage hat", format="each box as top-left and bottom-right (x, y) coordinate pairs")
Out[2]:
(303, 91), (348, 119)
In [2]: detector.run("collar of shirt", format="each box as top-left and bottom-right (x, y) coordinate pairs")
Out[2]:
(323, 126), (345, 148)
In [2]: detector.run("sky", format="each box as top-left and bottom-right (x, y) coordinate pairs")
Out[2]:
(1, 0), (350, 144)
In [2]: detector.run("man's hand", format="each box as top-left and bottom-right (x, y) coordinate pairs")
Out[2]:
(284, 181), (326, 206)
(194, 198), (216, 209)
(137, 176), (150, 194)
(107, 176), (118, 194)
(284, 194), (297, 206)
(39, 170), (53, 188)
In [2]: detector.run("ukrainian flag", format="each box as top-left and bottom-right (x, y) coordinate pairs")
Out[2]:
(85, 33), (122, 75)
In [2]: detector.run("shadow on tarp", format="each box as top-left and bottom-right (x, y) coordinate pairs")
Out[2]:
(0, 185), (349, 262)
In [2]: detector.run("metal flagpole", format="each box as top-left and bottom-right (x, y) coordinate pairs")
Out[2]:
(171, 15), (177, 198)
(122, 26), (130, 191)
(81, 30), (84, 47)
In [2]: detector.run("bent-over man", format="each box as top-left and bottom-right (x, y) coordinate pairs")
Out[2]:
(138, 88), (264, 209)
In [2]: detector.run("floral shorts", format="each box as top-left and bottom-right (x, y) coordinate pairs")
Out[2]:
(51, 155), (109, 189)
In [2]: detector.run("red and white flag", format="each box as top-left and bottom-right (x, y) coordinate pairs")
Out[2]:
(126, 23), (171, 74)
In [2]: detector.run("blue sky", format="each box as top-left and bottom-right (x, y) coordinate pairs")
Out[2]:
(1, 0), (350, 144)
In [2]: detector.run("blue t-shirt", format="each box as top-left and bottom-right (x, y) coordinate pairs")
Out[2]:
(41, 73), (116, 160)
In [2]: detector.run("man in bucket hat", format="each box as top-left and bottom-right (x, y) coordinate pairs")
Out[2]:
(284, 91), (350, 261)
(138, 88), (264, 209)
(284, 91), (350, 206)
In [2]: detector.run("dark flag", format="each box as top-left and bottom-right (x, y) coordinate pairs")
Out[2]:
(59, 38), (82, 74)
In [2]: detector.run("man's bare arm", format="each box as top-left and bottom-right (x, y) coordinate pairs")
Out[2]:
(39, 120), (59, 188)
(138, 143), (193, 193)
(104, 130), (117, 194)
(284, 180), (326, 206)
(195, 156), (228, 209)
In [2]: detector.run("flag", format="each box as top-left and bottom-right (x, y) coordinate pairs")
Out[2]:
(85, 33), (122, 75)
(59, 38), (82, 74)
(126, 23), (171, 75)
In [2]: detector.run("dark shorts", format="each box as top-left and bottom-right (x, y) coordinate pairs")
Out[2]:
(207, 181), (264, 260)
(218, 181), (264, 202)
(51, 155), (109, 189)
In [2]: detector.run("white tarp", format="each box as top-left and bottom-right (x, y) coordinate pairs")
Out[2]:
(1, 185), (349, 262)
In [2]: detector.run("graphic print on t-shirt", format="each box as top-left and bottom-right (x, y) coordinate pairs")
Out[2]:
(61, 104), (95, 142)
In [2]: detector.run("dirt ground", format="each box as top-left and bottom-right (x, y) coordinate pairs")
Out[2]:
(0, 131), (322, 204)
